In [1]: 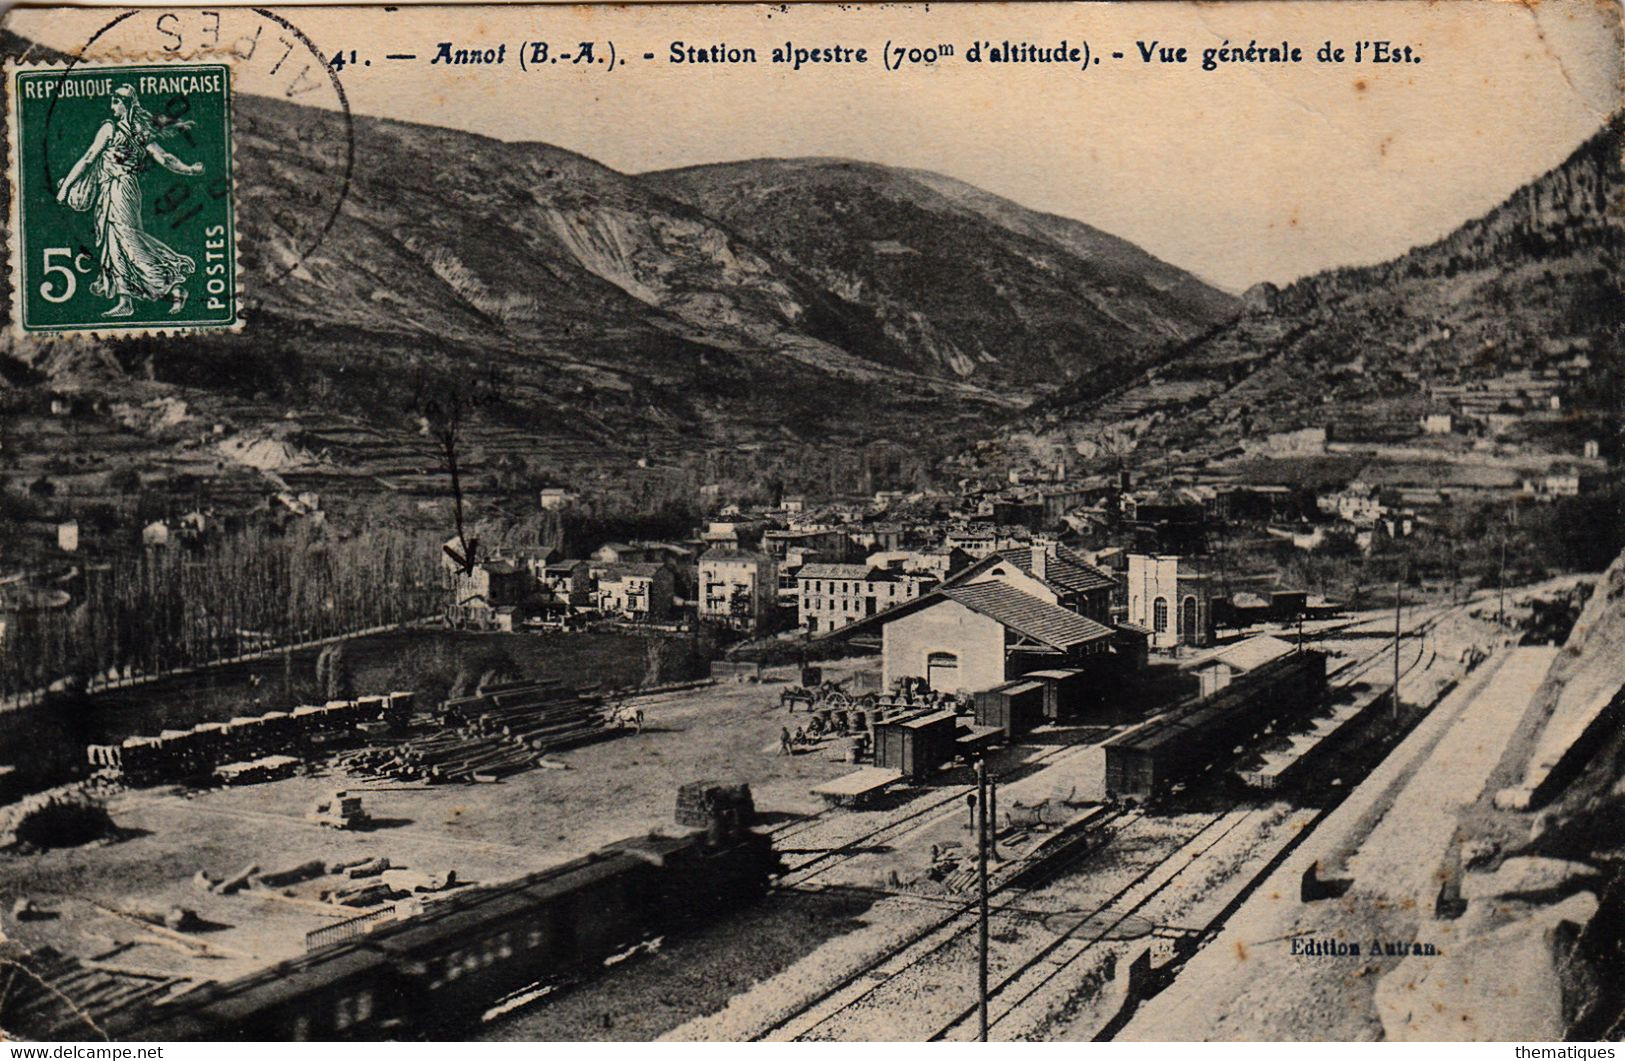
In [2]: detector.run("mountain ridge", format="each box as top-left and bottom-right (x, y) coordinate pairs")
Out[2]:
(0, 51), (1239, 477)
(1020, 116), (1624, 469)
(644, 156), (1236, 386)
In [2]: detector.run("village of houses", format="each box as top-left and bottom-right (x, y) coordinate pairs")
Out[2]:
(0, 358), (1610, 1041)
(449, 407), (1602, 653)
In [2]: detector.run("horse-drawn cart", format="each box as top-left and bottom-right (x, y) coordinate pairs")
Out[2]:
(779, 679), (879, 714)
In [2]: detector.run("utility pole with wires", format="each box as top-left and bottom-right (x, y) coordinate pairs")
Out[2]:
(988, 773), (1001, 862)
(1393, 555), (1405, 721)
(976, 756), (990, 1042)
(1498, 527), (1509, 625)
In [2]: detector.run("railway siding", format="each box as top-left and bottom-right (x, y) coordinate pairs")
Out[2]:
(1117, 645), (1554, 1040)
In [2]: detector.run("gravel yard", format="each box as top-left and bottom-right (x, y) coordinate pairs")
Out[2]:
(0, 663), (864, 990)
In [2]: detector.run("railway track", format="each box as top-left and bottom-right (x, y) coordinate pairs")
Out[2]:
(772, 809), (1256, 1042)
(1326, 609), (1442, 685)
(745, 614), (1451, 1039)
(1326, 617), (1437, 703)
(920, 621), (1453, 1041)
(928, 807), (1264, 1041)
(770, 607), (1435, 889)
(767, 736), (1101, 890)
(772, 790), (974, 889)
(749, 808), (1141, 1041)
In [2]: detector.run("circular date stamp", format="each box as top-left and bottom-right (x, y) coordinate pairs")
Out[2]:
(8, 8), (353, 338)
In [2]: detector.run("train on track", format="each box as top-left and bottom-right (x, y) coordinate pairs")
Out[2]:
(109, 789), (781, 1041)
(1102, 649), (1328, 800)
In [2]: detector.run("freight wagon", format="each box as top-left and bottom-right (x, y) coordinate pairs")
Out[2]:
(86, 694), (413, 786)
(1019, 669), (1083, 723)
(973, 679), (1046, 739)
(873, 709), (958, 783)
(1018, 655), (1132, 724)
(1101, 649), (1327, 800)
(111, 800), (781, 1041)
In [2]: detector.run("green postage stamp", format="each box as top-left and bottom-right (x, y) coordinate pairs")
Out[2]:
(7, 61), (238, 336)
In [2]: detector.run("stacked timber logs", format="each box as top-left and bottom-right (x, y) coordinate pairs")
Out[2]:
(337, 679), (613, 784)
(86, 693), (414, 786)
(674, 781), (756, 830)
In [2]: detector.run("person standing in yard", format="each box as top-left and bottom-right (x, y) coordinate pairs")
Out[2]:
(779, 726), (794, 756)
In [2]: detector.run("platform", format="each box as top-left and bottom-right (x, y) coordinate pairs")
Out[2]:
(811, 766), (902, 807)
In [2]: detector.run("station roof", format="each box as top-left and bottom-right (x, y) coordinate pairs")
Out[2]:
(940, 582), (1114, 651)
(1199, 634), (1297, 674)
(988, 545), (1117, 595)
(1022, 668), (1084, 681)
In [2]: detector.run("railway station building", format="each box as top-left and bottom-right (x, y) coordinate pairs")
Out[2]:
(1124, 553), (1215, 651)
(823, 577), (1116, 695)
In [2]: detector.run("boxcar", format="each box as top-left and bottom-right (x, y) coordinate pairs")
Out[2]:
(874, 710), (958, 782)
(973, 680), (1046, 739)
(1101, 649), (1327, 799)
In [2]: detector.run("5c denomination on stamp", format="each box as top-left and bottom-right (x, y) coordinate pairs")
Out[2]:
(8, 60), (238, 336)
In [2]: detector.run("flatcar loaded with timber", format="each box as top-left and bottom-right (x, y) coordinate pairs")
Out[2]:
(111, 786), (780, 1041)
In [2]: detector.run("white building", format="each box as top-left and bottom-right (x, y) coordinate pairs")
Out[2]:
(1522, 470), (1582, 499)
(596, 563), (674, 621)
(1124, 554), (1211, 651)
(1317, 481), (1384, 526)
(698, 548), (778, 632)
(874, 582), (1113, 693)
(538, 487), (577, 511)
(797, 563), (931, 634)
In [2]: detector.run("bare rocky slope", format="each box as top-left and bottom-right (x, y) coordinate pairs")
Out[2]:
(646, 158), (1236, 388)
(1027, 119), (1625, 466)
(1430, 550), (1625, 1041)
(0, 31), (1235, 470)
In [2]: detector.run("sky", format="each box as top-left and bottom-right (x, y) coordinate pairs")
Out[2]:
(15, 1), (1621, 291)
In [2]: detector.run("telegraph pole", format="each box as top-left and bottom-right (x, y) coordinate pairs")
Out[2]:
(976, 757), (990, 1042)
(1497, 532), (1508, 626)
(1393, 558), (1404, 721)
(988, 774), (1001, 862)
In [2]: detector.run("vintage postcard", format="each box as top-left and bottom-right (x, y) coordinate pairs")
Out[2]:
(0, 0), (1620, 1046)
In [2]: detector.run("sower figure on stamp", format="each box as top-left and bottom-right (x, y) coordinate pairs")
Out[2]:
(54, 84), (204, 318)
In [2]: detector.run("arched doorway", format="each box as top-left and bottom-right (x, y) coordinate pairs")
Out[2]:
(926, 652), (959, 692)
(1181, 596), (1199, 643)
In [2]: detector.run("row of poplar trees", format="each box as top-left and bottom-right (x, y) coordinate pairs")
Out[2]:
(2, 522), (442, 702)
